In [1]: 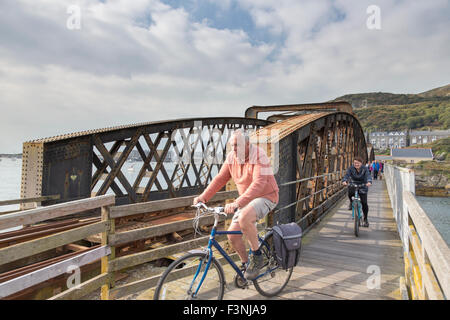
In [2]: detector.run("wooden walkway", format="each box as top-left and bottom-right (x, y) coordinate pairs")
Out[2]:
(223, 179), (404, 300)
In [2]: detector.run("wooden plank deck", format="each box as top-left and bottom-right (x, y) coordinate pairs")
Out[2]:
(223, 179), (404, 300)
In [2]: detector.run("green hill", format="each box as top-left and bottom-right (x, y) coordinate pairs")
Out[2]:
(354, 100), (450, 131)
(331, 84), (450, 131)
(418, 84), (450, 98)
(332, 84), (450, 109)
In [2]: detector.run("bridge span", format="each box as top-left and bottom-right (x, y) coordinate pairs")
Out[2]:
(0, 102), (447, 300)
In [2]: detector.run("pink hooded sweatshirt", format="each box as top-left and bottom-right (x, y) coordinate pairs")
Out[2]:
(200, 144), (279, 208)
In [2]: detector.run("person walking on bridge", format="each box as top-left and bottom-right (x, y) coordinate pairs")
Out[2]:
(372, 161), (380, 180)
(193, 129), (279, 280)
(343, 157), (372, 227)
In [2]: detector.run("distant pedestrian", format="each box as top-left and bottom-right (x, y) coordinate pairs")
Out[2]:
(372, 161), (380, 180)
(379, 161), (384, 180)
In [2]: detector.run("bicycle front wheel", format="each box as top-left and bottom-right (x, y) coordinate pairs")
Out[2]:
(253, 232), (293, 297)
(154, 252), (225, 300)
(354, 202), (360, 237)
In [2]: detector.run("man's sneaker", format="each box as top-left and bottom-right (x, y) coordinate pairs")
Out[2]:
(363, 219), (369, 228)
(244, 254), (264, 280)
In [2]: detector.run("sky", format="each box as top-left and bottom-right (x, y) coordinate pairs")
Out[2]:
(0, 0), (449, 153)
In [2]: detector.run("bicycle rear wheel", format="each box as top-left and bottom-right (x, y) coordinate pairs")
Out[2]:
(154, 252), (225, 300)
(253, 232), (293, 297)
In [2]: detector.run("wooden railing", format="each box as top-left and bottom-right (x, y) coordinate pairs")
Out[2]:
(384, 164), (449, 300)
(0, 195), (60, 215)
(402, 191), (449, 300)
(0, 190), (241, 300)
(0, 195), (115, 299)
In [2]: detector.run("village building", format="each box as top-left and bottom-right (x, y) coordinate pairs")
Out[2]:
(409, 129), (450, 145)
(368, 131), (407, 150)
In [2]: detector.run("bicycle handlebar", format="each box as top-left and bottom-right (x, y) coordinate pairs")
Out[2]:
(192, 202), (240, 213)
(192, 202), (227, 215)
(192, 202), (229, 234)
(348, 183), (366, 188)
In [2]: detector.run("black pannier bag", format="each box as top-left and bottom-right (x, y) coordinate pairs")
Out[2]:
(272, 222), (302, 270)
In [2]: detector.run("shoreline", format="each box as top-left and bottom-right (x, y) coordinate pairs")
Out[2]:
(0, 154), (22, 159)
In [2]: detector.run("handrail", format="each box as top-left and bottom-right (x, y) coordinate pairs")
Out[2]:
(109, 190), (238, 219)
(278, 171), (344, 187)
(275, 181), (343, 215)
(0, 195), (60, 207)
(0, 195), (115, 300)
(403, 191), (449, 299)
(0, 195), (115, 231)
(384, 163), (448, 299)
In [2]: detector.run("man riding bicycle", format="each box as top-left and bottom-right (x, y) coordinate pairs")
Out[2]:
(193, 129), (279, 280)
(342, 156), (372, 227)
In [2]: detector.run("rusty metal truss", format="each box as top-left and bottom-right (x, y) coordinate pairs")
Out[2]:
(247, 106), (368, 225)
(21, 118), (269, 206)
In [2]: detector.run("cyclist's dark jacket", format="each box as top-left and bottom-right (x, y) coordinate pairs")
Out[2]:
(342, 166), (372, 194)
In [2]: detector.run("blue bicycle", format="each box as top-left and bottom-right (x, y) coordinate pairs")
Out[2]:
(153, 203), (293, 300)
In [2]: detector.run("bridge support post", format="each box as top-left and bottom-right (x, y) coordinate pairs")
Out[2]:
(101, 206), (115, 300)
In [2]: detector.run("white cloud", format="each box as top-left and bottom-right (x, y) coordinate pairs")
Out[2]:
(0, 0), (449, 153)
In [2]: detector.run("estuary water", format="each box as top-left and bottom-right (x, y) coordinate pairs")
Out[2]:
(416, 196), (450, 246)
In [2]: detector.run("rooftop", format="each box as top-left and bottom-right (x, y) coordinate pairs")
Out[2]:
(391, 148), (433, 158)
(375, 155), (393, 160)
(410, 129), (450, 136)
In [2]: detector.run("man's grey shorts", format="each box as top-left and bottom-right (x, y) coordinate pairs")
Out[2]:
(232, 197), (278, 223)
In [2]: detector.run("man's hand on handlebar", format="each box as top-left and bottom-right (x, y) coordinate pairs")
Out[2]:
(193, 196), (206, 206)
(342, 181), (348, 186)
(366, 182), (372, 187)
(224, 202), (239, 214)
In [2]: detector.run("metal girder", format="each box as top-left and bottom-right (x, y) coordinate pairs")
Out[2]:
(245, 102), (353, 119)
(22, 117), (269, 205)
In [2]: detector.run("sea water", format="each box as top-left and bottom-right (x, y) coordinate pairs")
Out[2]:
(416, 196), (450, 246)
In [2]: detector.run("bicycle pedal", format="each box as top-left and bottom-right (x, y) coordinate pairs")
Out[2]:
(234, 274), (249, 289)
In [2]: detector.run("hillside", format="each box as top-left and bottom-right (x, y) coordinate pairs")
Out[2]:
(418, 84), (450, 98)
(332, 84), (450, 109)
(354, 100), (450, 131)
(331, 84), (450, 131)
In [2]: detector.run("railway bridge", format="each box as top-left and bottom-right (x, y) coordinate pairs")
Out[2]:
(0, 102), (448, 300)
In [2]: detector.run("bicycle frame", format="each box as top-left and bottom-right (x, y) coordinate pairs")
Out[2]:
(351, 188), (363, 220)
(188, 223), (272, 298)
